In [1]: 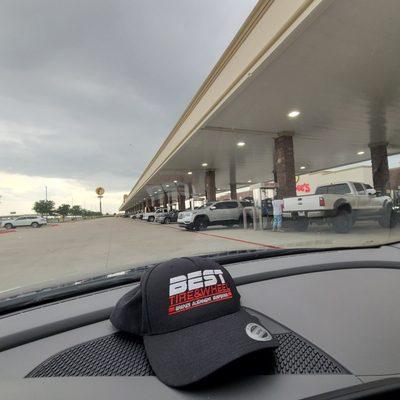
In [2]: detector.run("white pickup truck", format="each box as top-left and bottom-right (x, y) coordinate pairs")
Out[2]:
(283, 181), (395, 233)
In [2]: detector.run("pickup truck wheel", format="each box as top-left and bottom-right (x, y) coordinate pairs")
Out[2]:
(332, 209), (352, 233)
(294, 219), (309, 232)
(4, 223), (13, 230)
(31, 222), (39, 228)
(164, 217), (171, 224)
(148, 216), (155, 222)
(378, 206), (397, 229)
(194, 217), (208, 231)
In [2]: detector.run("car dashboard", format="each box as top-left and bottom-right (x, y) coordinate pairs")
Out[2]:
(1, 244), (400, 399)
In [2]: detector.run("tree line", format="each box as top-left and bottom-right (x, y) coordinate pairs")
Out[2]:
(33, 200), (102, 217)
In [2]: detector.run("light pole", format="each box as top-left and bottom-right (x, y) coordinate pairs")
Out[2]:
(98, 195), (103, 214)
(45, 186), (48, 202)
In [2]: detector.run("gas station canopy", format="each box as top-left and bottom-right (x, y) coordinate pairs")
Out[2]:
(121, 0), (400, 211)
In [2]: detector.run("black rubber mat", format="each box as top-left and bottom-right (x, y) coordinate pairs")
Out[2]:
(27, 333), (152, 377)
(26, 331), (344, 378)
(274, 333), (343, 374)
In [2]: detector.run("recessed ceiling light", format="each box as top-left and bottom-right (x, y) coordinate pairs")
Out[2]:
(300, 166), (306, 170)
(237, 141), (246, 147)
(166, 184), (170, 188)
(248, 180), (252, 183)
(201, 163), (208, 167)
(187, 171), (192, 175)
(217, 188), (221, 191)
(357, 151), (365, 155)
(173, 180), (178, 183)
(288, 110), (300, 118)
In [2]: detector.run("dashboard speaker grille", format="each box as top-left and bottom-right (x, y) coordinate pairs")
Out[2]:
(26, 332), (344, 378)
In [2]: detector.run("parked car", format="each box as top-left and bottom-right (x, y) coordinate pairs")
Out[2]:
(177, 200), (252, 231)
(130, 212), (142, 219)
(1, 215), (47, 229)
(155, 210), (178, 224)
(283, 181), (395, 233)
(142, 208), (168, 222)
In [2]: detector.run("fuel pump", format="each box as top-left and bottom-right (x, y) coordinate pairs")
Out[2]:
(249, 182), (278, 229)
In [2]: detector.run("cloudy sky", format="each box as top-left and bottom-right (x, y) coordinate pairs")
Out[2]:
(0, 0), (257, 214)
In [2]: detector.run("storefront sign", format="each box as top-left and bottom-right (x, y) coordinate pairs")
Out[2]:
(296, 183), (311, 193)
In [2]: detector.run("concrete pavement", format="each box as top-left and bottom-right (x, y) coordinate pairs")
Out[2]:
(0, 217), (399, 299)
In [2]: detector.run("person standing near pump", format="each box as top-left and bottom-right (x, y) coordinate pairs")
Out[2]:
(272, 196), (284, 232)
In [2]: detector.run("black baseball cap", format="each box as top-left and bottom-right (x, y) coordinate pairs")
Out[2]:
(110, 257), (277, 387)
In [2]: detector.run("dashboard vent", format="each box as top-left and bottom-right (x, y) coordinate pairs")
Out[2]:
(26, 331), (344, 378)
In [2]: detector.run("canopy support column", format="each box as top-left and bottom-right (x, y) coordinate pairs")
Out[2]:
(274, 132), (296, 198)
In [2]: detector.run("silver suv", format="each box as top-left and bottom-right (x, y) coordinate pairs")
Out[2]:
(177, 201), (251, 231)
(1, 215), (47, 229)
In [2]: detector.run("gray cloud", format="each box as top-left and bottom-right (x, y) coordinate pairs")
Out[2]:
(0, 0), (257, 192)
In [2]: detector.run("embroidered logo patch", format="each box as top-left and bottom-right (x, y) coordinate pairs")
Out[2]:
(168, 269), (232, 315)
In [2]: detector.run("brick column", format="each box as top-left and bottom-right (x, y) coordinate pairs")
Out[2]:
(177, 184), (186, 211)
(163, 192), (168, 207)
(369, 142), (389, 194)
(205, 170), (216, 202)
(230, 183), (237, 200)
(229, 160), (237, 200)
(274, 133), (296, 198)
(146, 198), (152, 212)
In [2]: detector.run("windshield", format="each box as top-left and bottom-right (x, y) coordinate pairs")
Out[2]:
(1, 0), (400, 303)
(315, 184), (351, 195)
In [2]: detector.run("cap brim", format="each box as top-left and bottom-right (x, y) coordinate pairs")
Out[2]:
(143, 309), (278, 387)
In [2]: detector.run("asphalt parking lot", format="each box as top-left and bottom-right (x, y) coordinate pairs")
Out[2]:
(1, 217), (399, 298)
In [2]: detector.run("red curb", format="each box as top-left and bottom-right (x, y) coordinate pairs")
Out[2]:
(195, 231), (282, 249)
(0, 229), (16, 235)
(159, 223), (282, 249)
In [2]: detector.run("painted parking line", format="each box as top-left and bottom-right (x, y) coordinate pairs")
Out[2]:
(158, 223), (282, 250)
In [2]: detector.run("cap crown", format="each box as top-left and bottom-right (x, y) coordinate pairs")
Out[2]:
(110, 257), (241, 335)
(141, 257), (240, 334)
